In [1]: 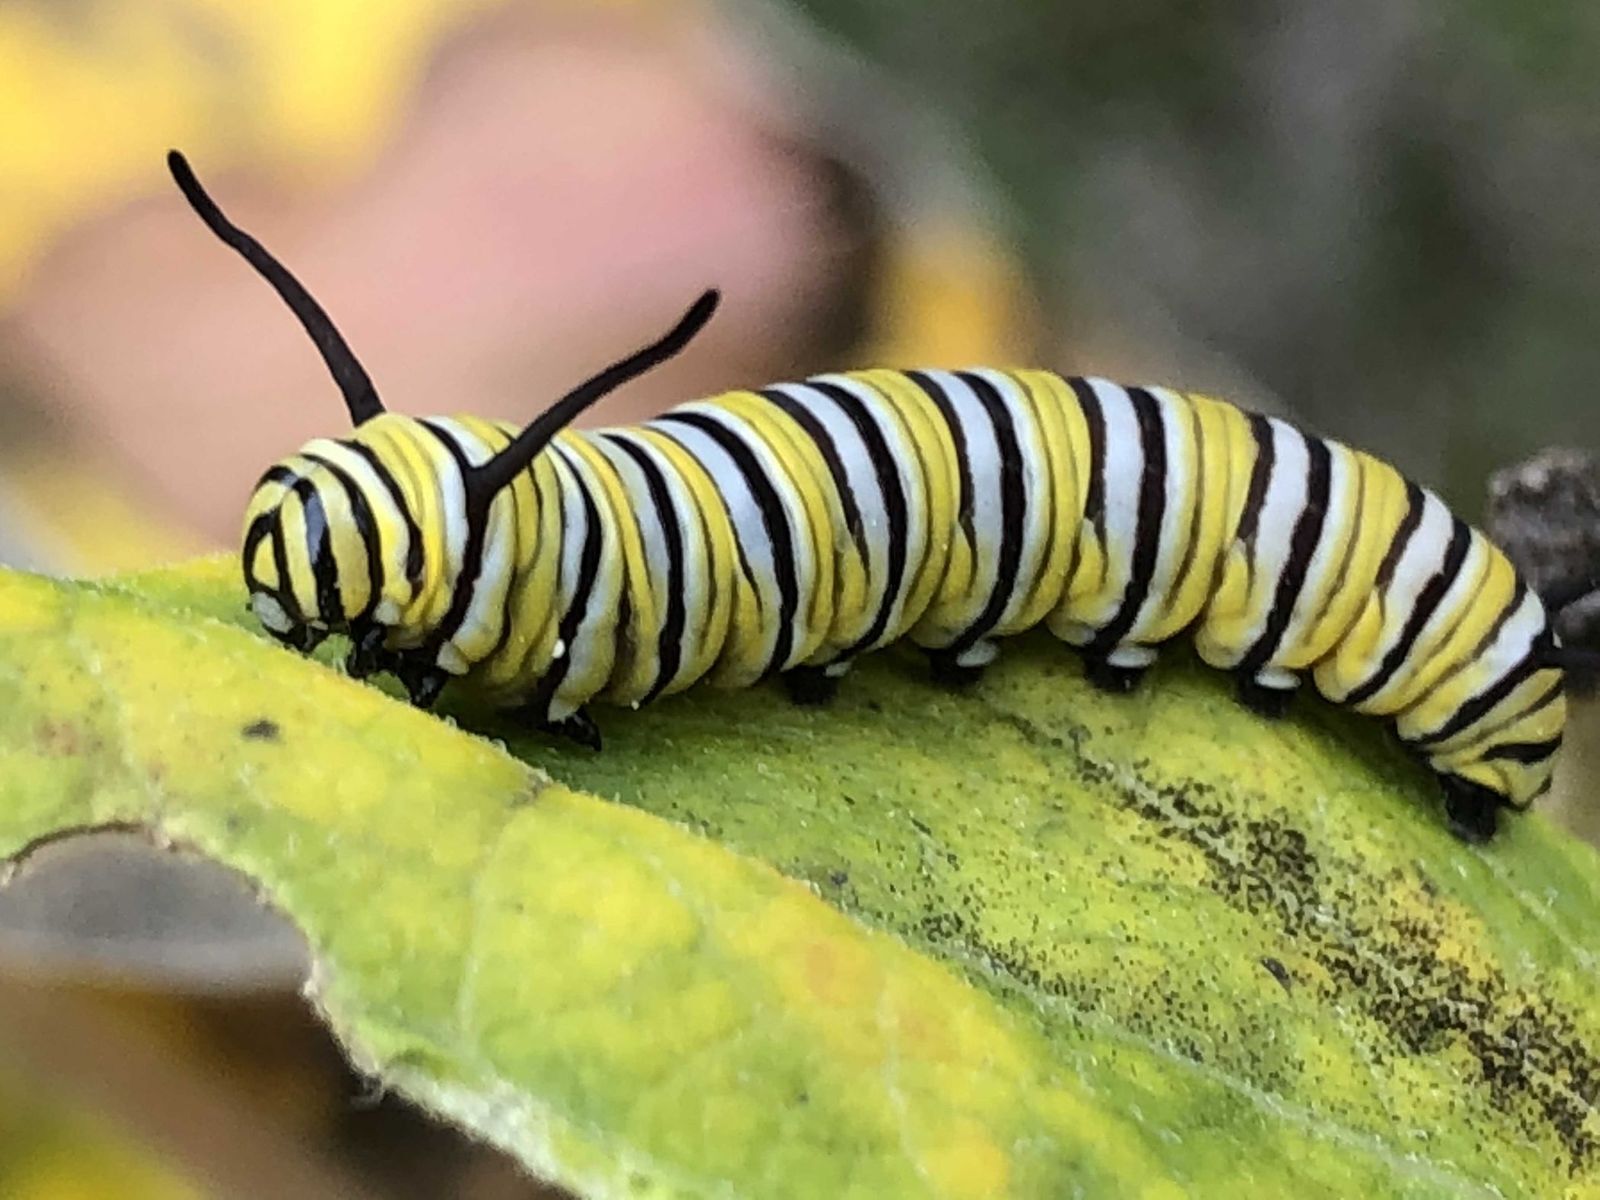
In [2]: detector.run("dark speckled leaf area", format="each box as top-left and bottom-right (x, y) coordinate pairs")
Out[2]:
(498, 617), (1600, 1196)
(8, 555), (1600, 1198)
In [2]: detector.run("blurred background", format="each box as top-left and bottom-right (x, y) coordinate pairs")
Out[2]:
(0, 0), (1596, 1195)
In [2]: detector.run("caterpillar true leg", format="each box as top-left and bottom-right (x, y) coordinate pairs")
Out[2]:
(345, 624), (391, 680)
(1081, 643), (1157, 694)
(394, 656), (449, 710)
(272, 625), (328, 655)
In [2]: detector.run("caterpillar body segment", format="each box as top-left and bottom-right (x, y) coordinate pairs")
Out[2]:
(171, 149), (1566, 843)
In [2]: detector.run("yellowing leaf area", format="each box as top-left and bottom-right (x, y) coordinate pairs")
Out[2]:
(1, 557), (1598, 1198)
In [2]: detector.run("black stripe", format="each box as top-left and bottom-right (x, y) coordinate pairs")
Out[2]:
(947, 371), (1027, 654)
(1065, 377), (1107, 542)
(806, 380), (910, 658)
(257, 464), (300, 490)
(1372, 479), (1426, 595)
(1303, 449), (1363, 633)
(242, 512), (274, 594)
(908, 370), (976, 543)
(659, 410), (801, 675)
(304, 454), (383, 623)
(1481, 735), (1563, 764)
(998, 370), (1059, 604)
(1344, 515), (1473, 707)
(476, 424), (532, 669)
(346, 440), (425, 587)
(292, 478), (344, 626)
(605, 434), (687, 704)
(1234, 414), (1277, 551)
(759, 387), (865, 550)
(1237, 432), (1333, 676)
(246, 465), (302, 611)
(1410, 652), (1550, 749)
(1088, 386), (1168, 655)
(526, 448), (603, 715)
(419, 420), (491, 651)
(270, 516), (295, 618)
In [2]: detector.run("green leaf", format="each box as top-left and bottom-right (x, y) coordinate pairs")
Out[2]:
(3, 556), (1599, 1197)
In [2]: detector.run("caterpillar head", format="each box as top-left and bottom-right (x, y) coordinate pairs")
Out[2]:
(167, 150), (717, 664)
(237, 434), (424, 653)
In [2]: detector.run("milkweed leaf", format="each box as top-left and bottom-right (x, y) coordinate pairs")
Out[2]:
(2, 556), (1598, 1198)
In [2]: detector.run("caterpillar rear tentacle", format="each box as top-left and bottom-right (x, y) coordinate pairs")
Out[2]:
(169, 150), (1569, 843)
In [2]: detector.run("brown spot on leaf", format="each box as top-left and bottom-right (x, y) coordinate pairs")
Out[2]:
(34, 719), (88, 757)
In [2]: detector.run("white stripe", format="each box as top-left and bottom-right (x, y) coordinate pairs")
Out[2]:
(1085, 378), (1145, 631)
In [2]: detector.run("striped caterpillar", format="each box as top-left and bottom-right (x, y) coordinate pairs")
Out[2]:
(169, 150), (1573, 844)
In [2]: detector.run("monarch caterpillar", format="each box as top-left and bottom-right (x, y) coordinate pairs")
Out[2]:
(168, 150), (1575, 845)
